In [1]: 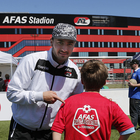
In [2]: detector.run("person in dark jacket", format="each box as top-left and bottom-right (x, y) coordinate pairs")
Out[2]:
(0, 71), (5, 91)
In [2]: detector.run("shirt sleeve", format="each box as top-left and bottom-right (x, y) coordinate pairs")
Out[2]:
(120, 127), (135, 135)
(6, 55), (44, 105)
(112, 102), (134, 133)
(51, 103), (65, 134)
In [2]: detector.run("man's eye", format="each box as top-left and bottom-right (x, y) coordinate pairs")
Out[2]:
(68, 43), (74, 46)
(68, 42), (74, 46)
(58, 41), (63, 45)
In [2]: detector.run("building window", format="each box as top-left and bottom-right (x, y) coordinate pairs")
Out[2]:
(98, 29), (100, 35)
(43, 29), (53, 34)
(104, 42), (108, 47)
(102, 42), (104, 47)
(121, 42), (123, 48)
(118, 52), (126, 56)
(135, 30), (137, 36)
(0, 29), (15, 34)
(114, 63), (120, 69)
(19, 29), (21, 34)
(4, 42), (6, 48)
(36, 29), (38, 34)
(120, 30), (123, 35)
(132, 42), (135, 48)
(0, 42), (4, 48)
(104, 30), (117, 35)
(92, 42), (94, 47)
(98, 42), (100, 47)
(113, 42), (117, 48)
(105, 63), (110, 69)
(0, 42), (15, 48)
(89, 52), (98, 56)
(78, 42), (80, 47)
(80, 29), (88, 35)
(40, 29), (43, 34)
(117, 30), (119, 35)
(102, 29), (104, 35)
(9, 42), (11, 47)
(99, 52), (108, 56)
(139, 31), (140, 36)
(82, 42), (84, 47)
(94, 42), (98, 47)
(126, 42), (128, 48)
(111, 42), (114, 48)
(88, 42), (90, 47)
(108, 42), (110, 48)
(108, 52), (117, 56)
(22, 29), (36, 34)
(127, 52), (136, 56)
(123, 30), (135, 36)
(15, 29), (17, 34)
(88, 29), (90, 35)
(84, 42), (88, 47)
(123, 42), (127, 48)
(136, 43), (138, 48)
(130, 42), (132, 48)
(90, 29), (98, 35)
(78, 29), (80, 35)
(79, 52), (88, 57)
(71, 52), (78, 57)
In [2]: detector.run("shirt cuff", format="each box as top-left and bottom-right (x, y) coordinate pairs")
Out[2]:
(34, 91), (44, 102)
(120, 127), (135, 135)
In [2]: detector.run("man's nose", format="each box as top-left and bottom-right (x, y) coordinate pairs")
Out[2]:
(61, 43), (68, 51)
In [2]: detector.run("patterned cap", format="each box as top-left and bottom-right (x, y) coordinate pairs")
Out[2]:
(52, 23), (77, 41)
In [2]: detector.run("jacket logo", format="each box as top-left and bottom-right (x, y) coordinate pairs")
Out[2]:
(37, 65), (49, 71)
(74, 17), (90, 25)
(65, 71), (72, 77)
(133, 73), (136, 77)
(72, 105), (100, 137)
(65, 68), (72, 77)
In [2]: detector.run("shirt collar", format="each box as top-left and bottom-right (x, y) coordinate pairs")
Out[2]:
(135, 68), (140, 71)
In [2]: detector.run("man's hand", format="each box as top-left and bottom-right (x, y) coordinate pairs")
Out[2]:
(43, 91), (65, 104)
(128, 82), (134, 87)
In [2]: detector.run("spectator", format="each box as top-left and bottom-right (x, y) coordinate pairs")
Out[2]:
(128, 59), (140, 130)
(0, 71), (5, 91)
(4, 74), (10, 91)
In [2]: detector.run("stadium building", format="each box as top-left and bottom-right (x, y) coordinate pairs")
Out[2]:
(0, 13), (140, 80)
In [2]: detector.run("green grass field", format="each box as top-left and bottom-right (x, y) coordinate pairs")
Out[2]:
(106, 83), (129, 89)
(0, 120), (140, 140)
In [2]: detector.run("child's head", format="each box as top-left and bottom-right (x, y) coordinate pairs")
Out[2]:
(80, 59), (108, 91)
(5, 74), (10, 79)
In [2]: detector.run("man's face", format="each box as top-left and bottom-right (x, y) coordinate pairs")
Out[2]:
(51, 38), (76, 64)
(130, 63), (134, 70)
(130, 63), (138, 70)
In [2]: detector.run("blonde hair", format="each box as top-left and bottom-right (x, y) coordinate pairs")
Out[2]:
(81, 59), (108, 90)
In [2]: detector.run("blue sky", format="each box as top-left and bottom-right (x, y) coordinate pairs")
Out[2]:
(0, 0), (140, 18)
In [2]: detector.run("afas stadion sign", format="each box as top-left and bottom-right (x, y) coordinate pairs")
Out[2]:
(0, 13), (92, 26)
